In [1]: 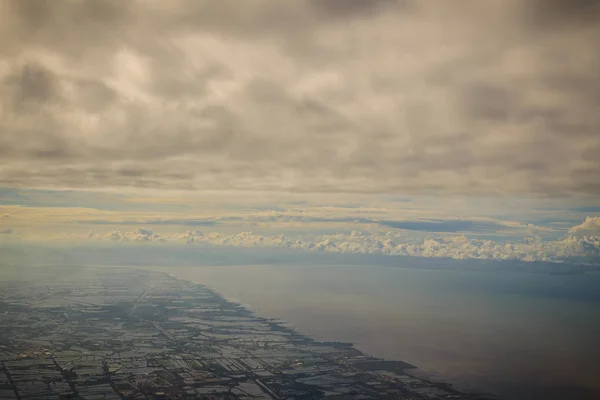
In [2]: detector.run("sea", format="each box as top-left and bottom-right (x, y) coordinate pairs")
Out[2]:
(139, 263), (600, 400)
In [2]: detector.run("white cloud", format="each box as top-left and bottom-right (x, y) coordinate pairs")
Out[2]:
(101, 228), (161, 242)
(103, 231), (123, 241)
(86, 218), (600, 265)
(568, 216), (600, 237)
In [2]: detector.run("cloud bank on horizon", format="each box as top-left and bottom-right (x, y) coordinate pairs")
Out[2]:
(1, 0), (599, 195)
(88, 225), (599, 265)
(1, 202), (598, 265)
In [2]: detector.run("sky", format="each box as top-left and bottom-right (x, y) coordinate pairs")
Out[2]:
(1, 0), (599, 265)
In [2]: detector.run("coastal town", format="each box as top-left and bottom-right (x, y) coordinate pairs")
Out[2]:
(0, 266), (495, 400)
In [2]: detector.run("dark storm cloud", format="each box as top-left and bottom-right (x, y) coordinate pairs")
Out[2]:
(0, 0), (599, 196)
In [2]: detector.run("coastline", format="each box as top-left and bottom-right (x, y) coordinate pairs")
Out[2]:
(133, 264), (498, 399)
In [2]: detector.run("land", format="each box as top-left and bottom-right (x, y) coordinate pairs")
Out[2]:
(0, 266), (496, 399)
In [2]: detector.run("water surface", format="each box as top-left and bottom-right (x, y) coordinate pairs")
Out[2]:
(141, 264), (600, 400)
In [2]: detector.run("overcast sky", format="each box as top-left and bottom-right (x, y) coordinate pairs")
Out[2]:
(2, 0), (599, 196)
(1, 1), (599, 263)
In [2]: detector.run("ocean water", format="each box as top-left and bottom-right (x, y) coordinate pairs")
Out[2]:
(140, 264), (600, 400)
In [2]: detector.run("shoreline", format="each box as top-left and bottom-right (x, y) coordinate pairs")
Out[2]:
(134, 264), (499, 399)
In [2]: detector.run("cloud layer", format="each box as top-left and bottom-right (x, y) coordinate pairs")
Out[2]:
(88, 221), (600, 265)
(1, 0), (599, 195)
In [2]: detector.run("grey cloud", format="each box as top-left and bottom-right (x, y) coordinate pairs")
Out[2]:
(81, 218), (219, 227)
(309, 0), (401, 18)
(73, 78), (119, 112)
(0, 228), (13, 234)
(283, 216), (514, 234)
(460, 83), (516, 122)
(81, 212), (537, 236)
(137, 228), (153, 236)
(570, 207), (600, 213)
(2, 62), (58, 111)
(527, 0), (600, 28)
(379, 219), (507, 233)
(1, 1), (599, 196)
(2, 0), (132, 59)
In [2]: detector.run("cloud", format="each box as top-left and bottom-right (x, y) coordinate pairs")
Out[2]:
(137, 228), (153, 236)
(102, 228), (162, 243)
(379, 219), (507, 233)
(568, 216), (600, 237)
(81, 218), (219, 226)
(77, 212), (535, 235)
(0, 228), (13, 234)
(526, 0), (600, 28)
(1, 199), (566, 244)
(80, 217), (600, 265)
(0, 1), (599, 195)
